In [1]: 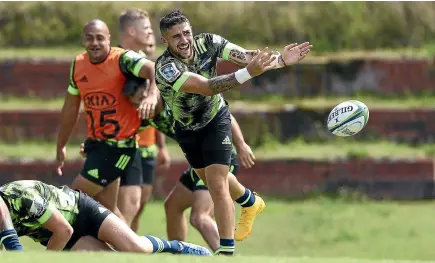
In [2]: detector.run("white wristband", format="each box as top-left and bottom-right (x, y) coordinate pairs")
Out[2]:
(234, 68), (252, 84)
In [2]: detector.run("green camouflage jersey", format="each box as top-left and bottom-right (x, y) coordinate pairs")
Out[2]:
(0, 180), (79, 243)
(139, 103), (238, 157)
(140, 100), (176, 140)
(155, 33), (236, 131)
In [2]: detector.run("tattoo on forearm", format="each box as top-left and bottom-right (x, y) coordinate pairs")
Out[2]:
(208, 73), (239, 94)
(229, 50), (247, 64)
(0, 197), (14, 231)
(228, 49), (256, 66)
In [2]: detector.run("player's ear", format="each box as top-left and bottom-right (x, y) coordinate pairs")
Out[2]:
(108, 34), (111, 45)
(128, 26), (135, 36)
(161, 36), (168, 46)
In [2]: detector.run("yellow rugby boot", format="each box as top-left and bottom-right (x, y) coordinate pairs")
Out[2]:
(235, 192), (266, 241)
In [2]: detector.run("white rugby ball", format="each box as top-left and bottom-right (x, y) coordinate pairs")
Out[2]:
(327, 100), (369, 137)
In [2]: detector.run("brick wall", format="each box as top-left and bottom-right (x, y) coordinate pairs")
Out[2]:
(1, 108), (434, 144)
(0, 159), (432, 200)
(1, 58), (435, 98)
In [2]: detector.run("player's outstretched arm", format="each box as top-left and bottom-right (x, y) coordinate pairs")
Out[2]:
(41, 206), (74, 251)
(0, 196), (23, 251)
(222, 41), (312, 70)
(230, 114), (255, 168)
(177, 48), (275, 96)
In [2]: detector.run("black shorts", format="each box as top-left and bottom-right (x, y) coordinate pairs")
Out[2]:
(174, 105), (233, 169)
(180, 150), (239, 192)
(120, 153), (156, 186)
(40, 192), (112, 250)
(81, 138), (142, 187)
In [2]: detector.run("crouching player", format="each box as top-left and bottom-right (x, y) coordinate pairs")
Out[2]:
(0, 180), (211, 255)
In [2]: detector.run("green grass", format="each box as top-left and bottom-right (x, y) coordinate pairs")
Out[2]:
(2, 139), (435, 161)
(2, 255), (435, 263)
(1, 94), (435, 111)
(7, 199), (435, 261)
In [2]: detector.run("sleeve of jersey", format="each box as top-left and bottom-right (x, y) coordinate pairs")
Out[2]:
(119, 50), (149, 78)
(22, 193), (53, 225)
(208, 33), (241, 61)
(156, 61), (191, 92)
(67, 58), (80, 96)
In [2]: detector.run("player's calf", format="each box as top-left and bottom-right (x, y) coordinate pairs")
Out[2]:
(203, 164), (235, 256)
(190, 189), (220, 252)
(99, 213), (212, 256)
(164, 182), (193, 241)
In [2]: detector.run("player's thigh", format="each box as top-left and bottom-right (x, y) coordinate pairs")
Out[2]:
(70, 235), (114, 252)
(202, 105), (233, 168)
(118, 185), (142, 213)
(71, 175), (104, 197)
(139, 156), (156, 204)
(141, 156), (157, 187)
(164, 179), (194, 214)
(116, 149), (143, 211)
(140, 184), (153, 204)
(95, 178), (121, 212)
(73, 193), (147, 252)
(79, 140), (137, 191)
(98, 213), (150, 252)
(174, 125), (206, 169)
(119, 150), (143, 189)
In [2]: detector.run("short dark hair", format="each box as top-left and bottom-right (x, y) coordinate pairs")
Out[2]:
(159, 9), (190, 34)
(119, 8), (150, 32)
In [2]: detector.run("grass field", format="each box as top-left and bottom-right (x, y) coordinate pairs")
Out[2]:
(3, 199), (435, 261)
(2, 139), (435, 161)
(1, 94), (435, 111)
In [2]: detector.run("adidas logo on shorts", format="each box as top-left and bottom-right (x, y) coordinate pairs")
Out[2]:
(222, 136), (232, 145)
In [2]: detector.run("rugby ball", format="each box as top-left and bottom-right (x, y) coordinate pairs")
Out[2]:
(327, 100), (369, 137)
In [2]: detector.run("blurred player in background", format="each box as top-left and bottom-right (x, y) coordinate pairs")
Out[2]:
(56, 19), (159, 221)
(155, 10), (311, 255)
(144, 33), (157, 60)
(0, 180), (211, 255)
(116, 8), (171, 233)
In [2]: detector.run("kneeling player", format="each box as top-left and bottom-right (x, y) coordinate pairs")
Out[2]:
(0, 180), (211, 255)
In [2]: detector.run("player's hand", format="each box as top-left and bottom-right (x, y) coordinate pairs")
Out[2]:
(79, 143), (87, 158)
(236, 142), (256, 169)
(281, 42), (312, 66)
(246, 47), (276, 77)
(157, 147), (171, 170)
(56, 147), (66, 176)
(138, 92), (157, 119)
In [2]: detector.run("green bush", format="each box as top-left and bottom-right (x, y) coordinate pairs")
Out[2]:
(1, 2), (435, 51)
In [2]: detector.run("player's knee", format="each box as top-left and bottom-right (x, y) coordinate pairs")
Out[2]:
(206, 180), (228, 199)
(189, 212), (208, 230)
(164, 197), (176, 214)
(119, 195), (141, 216)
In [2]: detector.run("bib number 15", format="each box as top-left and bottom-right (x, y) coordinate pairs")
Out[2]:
(85, 109), (120, 139)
